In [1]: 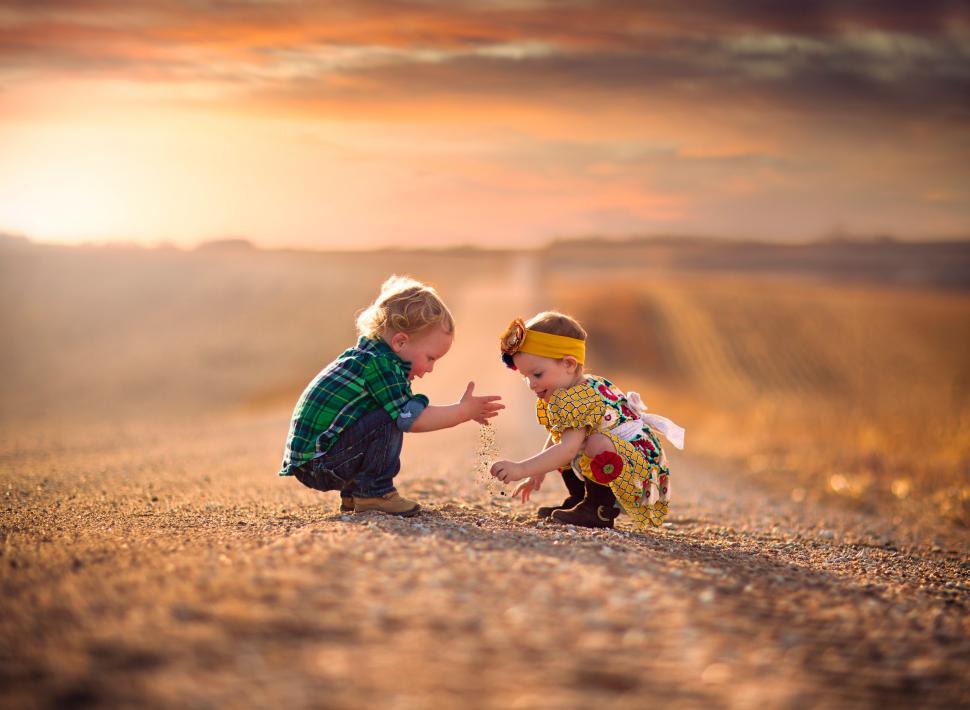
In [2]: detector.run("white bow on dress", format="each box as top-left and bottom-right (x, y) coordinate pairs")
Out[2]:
(626, 391), (686, 450)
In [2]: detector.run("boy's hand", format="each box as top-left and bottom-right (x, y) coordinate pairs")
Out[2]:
(511, 473), (546, 503)
(459, 381), (504, 425)
(490, 459), (526, 483)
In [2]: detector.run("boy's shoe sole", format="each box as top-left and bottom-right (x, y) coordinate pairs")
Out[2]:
(354, 504), (422, 517)
(370, 505), (421, 517)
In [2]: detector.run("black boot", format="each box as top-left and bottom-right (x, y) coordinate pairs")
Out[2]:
(537, 467), (585, 519)
(550, 478), (620, 528)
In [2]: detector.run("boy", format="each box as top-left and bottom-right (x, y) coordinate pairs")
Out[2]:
(280, 275), (502, 516)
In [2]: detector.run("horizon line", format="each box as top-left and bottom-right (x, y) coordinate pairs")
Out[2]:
(3, 230), (969, 255)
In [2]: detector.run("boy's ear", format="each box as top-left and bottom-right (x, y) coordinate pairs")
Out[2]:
(389, 331), (409, 353)
(562, 355), (579, 373)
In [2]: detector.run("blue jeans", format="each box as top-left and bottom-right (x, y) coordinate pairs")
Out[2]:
(293, 409), (402, 498)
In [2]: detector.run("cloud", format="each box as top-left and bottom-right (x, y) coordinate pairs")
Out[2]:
(1, 0), (967, 243)
(1, 1), (966, 132)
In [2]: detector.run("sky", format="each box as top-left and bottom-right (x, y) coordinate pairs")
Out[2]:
(0, 0), (968, 249)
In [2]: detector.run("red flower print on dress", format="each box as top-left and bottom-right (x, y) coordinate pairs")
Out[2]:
(597, 384), (619, 401)
(633, 438), (655, 456)
(620, 404), (638, 420)
(590, 451), (623, 484)
(636, 479), (652, 506)
(659, 473), (669, 496)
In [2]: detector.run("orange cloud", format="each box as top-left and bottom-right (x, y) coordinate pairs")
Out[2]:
(0, 1), (967, 246)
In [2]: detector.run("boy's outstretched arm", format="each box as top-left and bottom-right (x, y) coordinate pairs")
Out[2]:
(408, 381), (504, 433)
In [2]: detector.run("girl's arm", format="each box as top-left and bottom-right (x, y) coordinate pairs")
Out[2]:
(491, 429), (585, 483)
(408, 381), (503, 433)
(510, 434), (557, 501)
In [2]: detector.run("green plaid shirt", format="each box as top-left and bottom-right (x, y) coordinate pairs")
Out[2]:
(279, 337), (429, 475)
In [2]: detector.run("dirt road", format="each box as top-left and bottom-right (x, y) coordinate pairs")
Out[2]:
(2, 408), (968, 709)
(2, 255), (968, 708)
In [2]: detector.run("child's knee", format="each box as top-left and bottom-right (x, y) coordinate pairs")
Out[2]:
(583, 433), (615, 458)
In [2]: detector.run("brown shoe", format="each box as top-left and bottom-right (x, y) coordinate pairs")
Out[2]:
(550, 479), (619, 528)
(339, 495), (354, 513)
(537, 466), (585, 519)
(353, 491), (421, 517)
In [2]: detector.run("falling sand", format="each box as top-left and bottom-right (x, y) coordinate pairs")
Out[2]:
(475, 424), (506, 496)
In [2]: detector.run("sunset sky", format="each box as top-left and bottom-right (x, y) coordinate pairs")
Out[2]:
(1, 1), (968, 249)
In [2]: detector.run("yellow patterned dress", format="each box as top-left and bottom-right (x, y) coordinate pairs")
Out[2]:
(536, 375), (670, 527)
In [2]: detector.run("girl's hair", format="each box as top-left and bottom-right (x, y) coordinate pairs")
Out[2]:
(356, 275), (455, 338)
(525, 311), (587, 340)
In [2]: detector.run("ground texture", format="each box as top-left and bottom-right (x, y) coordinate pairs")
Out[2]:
(1, 414), (967, 709)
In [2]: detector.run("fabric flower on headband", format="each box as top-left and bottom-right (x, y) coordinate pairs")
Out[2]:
(500, 318), (526, 369)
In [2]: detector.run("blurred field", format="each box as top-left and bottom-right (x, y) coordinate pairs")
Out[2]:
(0, 241), (509, 425)
(552, 267), (970, 529)
(3, 237), (967, 528)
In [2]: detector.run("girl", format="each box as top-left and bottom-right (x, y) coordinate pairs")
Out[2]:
(490, 312), (684, 529)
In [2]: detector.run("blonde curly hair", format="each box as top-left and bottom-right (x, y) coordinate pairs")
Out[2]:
(356, 275), (455, 338)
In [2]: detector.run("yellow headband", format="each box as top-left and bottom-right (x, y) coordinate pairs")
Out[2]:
(500, 318), (586, 368)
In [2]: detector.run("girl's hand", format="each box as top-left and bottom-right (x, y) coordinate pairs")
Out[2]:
(490, 459), (526, 483)
(511, 473), (546, 503)
(458, 381), (504, 425)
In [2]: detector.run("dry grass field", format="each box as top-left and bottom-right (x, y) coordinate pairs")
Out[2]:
(554, 268), (970, 530)
(1, 237), (968, 708)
